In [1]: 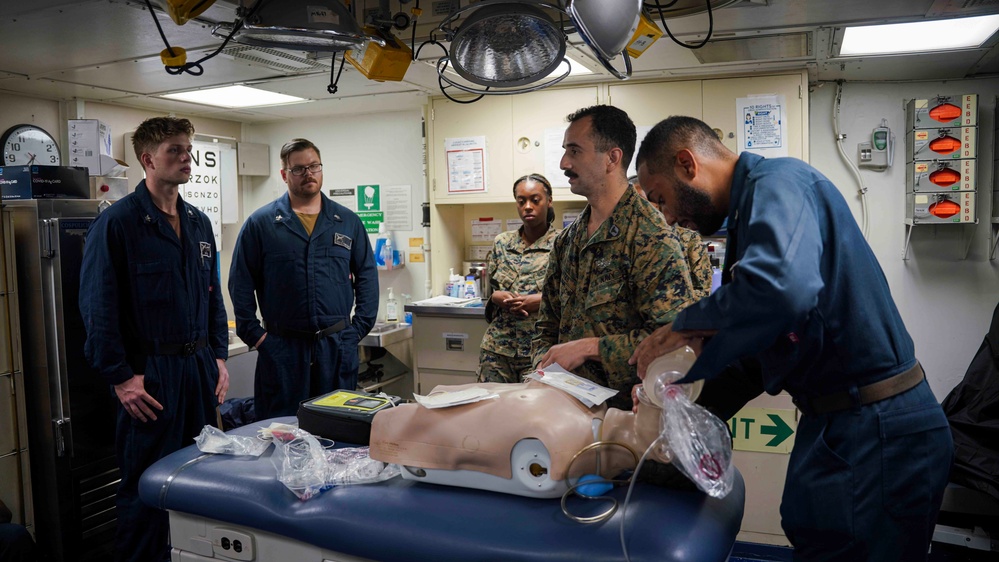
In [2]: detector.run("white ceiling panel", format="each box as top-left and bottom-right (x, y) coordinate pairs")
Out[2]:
(0, 77), (134, 102)
(817, 50), (988, 81)
(40, 53), (292, 96)
(0, 0), (224, 76)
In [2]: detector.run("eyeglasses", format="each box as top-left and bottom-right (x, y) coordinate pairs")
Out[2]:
(287, 163), (323, 176)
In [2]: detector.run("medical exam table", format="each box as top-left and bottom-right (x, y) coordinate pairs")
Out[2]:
(139, 418), (745, 562)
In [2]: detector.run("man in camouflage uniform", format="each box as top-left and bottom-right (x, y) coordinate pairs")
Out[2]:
(533, 105), (695, 410)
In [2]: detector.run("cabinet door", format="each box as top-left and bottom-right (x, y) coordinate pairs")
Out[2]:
(702, 73), (807, 160)
(608, 80), (704, 130)
(510, 86), (598, 199)
(430, 96), (513, 204)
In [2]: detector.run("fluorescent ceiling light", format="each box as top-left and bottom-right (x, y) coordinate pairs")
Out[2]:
(840, 14), (999, 56)
(162, 85), (307, 108)
(545, 56), (594, 79)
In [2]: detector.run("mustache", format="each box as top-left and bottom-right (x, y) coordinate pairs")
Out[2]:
(564, 171), (577, 179)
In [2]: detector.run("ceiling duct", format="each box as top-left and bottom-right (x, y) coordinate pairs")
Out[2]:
(692, 32), (811, 64)
(218, 45), (333, 72)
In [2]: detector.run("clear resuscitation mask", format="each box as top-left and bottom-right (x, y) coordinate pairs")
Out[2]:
(635, 345), (703, 408)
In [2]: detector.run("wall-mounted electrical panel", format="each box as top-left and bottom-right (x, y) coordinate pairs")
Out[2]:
(905, 95), (978, 129)
(906, 191), (977, 224)
(907, 160), (977, 193)
(903, 94), (979, 258)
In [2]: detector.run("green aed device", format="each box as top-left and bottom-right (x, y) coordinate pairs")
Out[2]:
(297, 389), (401, 445)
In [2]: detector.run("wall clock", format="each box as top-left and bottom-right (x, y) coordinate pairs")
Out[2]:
(1, 124), (62, 166)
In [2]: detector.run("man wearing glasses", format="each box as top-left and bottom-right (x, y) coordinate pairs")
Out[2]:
(229, 138), (378, 419)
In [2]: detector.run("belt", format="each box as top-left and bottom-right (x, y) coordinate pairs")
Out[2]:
(142, 337), (207, 356)
(794, 363), (925, 415)
(268, 319), (347, 340)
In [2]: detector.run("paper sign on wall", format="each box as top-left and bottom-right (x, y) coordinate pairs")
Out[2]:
(330, 187), (357, 211)
(445, 136), (487, 194)
(737, 95), (788, 158)
(471, 218), (502, 242)
(383, 184), (413, 231)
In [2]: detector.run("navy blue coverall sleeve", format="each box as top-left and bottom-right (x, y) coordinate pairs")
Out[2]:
(349, 219), (377, 338)
(229, 219), (266, 347)
(674, 174), (825, 382)
(81, 215), (136, 385)
(208, 231), (228, 361)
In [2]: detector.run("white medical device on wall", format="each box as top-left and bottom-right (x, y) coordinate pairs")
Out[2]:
(858, 119), (894, 171)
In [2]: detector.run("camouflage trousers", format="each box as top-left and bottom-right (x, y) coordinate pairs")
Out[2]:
(478, 350), (536, 383)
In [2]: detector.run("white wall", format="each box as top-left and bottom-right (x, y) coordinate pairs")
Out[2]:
(243, 109), (429, 322)
(809, 79), (999, 399)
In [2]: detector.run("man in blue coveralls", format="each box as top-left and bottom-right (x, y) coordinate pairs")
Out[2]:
(80, 116), (230, 562)
(229, 138), (378, 419)
(630, 116), (952, 561)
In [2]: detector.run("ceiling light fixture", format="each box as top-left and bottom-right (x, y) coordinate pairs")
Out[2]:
(568, 0), (641, 78)
(162, 85), (308, 108)
(424, 0), (641, 102)
(838, 14), (999, 56)
(212, 0), (383, 53)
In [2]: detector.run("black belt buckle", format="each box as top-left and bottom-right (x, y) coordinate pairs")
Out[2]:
(182, 341), (197, 356)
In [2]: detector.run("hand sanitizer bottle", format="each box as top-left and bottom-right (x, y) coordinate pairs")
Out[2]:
(386, 287), (399, 322)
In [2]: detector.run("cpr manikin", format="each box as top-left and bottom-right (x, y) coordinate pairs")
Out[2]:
(369, 348), (701, 498)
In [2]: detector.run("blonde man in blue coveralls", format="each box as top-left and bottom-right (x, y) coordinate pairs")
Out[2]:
(80, 116), (230, 562)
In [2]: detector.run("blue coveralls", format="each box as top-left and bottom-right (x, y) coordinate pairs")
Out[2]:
(675, 153), (953, 561)
(80, 181), (227, 562)
(228, 193), (377, 419)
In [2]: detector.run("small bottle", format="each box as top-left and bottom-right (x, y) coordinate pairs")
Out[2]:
(445, 268), (455, 296)
(381, 235), (394, 271)
(386, 287), (399, 322)
(402, 293), (412, 324)
(450, 270), (462, 298)
(464, 275), (477, 298)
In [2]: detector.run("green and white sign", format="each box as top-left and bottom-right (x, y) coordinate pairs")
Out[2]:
(357, 184), (380, 212)
(727, 407), (796, 454)
(357, 211), (384, 234)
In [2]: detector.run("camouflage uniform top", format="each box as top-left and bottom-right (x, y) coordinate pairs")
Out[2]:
(677, 227), (713, 300)
(531, 187), (695, 409)
(481, 226), (560, 358)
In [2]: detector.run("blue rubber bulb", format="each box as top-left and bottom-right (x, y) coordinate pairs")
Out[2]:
(576, 474), (613, 497)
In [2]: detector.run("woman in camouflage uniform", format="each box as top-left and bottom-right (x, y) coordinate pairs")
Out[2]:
(478, 174), (560, 383)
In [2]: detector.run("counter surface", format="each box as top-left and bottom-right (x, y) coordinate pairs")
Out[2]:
(405, 303), (486, 318)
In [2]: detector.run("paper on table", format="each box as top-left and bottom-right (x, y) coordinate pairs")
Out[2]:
(525, 363), (618, 407)
(414, 387), (499, 409)
(412, 295), (480, 306)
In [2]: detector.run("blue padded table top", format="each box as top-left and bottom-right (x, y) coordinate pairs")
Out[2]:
(139, 417), (745, 562)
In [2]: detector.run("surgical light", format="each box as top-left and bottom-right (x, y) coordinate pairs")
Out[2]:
(449, 2), (565, 88)
(567, 0), (642, 79)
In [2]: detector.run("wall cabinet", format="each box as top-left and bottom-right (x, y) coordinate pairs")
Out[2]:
(426, 72), (809, 291)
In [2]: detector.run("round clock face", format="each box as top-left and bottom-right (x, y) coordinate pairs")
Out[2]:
(1, 124), (61, 166)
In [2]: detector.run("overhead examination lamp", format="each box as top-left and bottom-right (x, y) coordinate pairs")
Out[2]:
(431, 0), (571, 99)
(212, 0), (384, 53)
(567, 0), (642, 79)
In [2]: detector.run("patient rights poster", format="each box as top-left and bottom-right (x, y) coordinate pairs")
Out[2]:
(737, 95), (788, 158)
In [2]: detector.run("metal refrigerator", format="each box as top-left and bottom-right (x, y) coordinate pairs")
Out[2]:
(5, 199), (117, 562)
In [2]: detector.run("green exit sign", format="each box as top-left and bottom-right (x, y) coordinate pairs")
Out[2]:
(726, 407), (796, 454)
